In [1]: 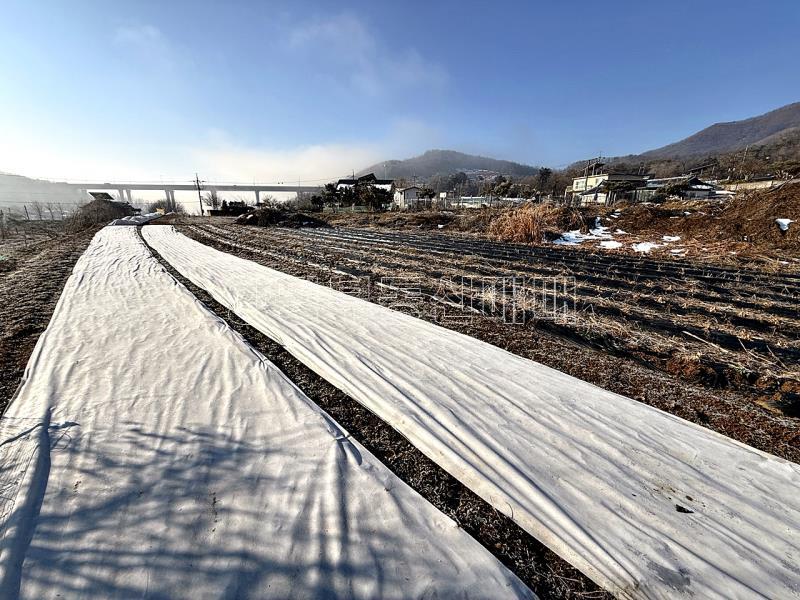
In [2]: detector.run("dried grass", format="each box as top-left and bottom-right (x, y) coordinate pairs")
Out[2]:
(488, 204), (584, 243)
(64, 199), (132, 233)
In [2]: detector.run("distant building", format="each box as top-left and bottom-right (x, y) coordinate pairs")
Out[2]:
(88, 192), (115, 201)
(456, 196), (487, 208)
(571, 172), (651, 205)
(718, 176), (790, 192)
(336, 173), (394, 192)
(209, 200), (252, 216)
(641, 176), (717, 199)
(394, 186), (427, 210)
(568, 160), (650, 205)
(88, 191), (141, 214)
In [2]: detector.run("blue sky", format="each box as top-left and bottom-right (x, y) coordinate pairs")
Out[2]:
(1, 0), (799, 183)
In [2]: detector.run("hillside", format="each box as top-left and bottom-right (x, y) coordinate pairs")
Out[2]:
(641, 102), (800, 159)
(359, 149), (539, 180)
(566, 102), (800, 179)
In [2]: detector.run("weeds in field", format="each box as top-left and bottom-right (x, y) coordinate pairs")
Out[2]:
(488, 204), (584, 243)
(65, 199), (132, 232)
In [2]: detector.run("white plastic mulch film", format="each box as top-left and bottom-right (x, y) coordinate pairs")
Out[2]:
(143, 225), (800, 600)
(0, 227), (533, 599)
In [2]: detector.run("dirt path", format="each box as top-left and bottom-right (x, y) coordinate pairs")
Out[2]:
(0, 227), (101, 412)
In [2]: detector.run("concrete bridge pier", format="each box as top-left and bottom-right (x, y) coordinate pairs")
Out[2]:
(254, 190), (260, 205)
(164, 190), (176, 207)
(125, 189), (133, 204)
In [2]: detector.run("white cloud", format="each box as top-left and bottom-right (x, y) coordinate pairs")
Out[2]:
(192, 139), (381, 184)
(286, 13), (447, 96)
(113, 24), (176, 70)
(114, 24), (163, 46)
(0, 117), (442, 192)
(190, 119), (443, 183)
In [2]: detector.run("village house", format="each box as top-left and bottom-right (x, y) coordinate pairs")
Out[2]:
(568, 160), (719, 204)
(570, 172), (651, 205)
(635, 176), (717, 201)
(336, 173), (394, 192)
(393, 186), (429, 210)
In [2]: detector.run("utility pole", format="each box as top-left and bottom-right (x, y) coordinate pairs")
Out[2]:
(739, 145), (750, 180)
(195, 173), (204, 216)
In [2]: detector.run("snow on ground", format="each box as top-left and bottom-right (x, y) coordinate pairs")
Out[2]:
(145, 225), (800, 600)
(776, 218), (795, 231)
(0, 227), (531, 599)
(553, 217), (614, 246)
(632, 241), (662, 253)
(553, 217), (680, 254)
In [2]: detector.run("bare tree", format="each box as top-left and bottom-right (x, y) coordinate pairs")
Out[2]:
(30, 200), (45, 221)
(202, 189), (221, 210)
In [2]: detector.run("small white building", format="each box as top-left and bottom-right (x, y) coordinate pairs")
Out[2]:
(394, 186), (426, 210)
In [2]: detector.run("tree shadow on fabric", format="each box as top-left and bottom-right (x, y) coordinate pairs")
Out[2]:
(1, 418), (465, 599)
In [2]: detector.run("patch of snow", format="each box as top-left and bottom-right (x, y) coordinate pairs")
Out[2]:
(775, 218), (794, 232)
(633, 242), (662, 253)
(554, 219), (615, 245)
(599, 240), (623, 249)
(437, 224), (445, 229)
(662, 235), (681, 242)
(552, 230), (585, 245)
(614, 229), (628, 235)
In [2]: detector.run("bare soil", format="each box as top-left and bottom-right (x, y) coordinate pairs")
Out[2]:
(175, 219), (800, 462)
(140, 226), (610, 599)
(0, 226), (102, 412)
(316, 182), (800, 268)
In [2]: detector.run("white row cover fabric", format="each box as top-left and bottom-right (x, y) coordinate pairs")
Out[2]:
(0, 227), (532, 599)
(143, 225), (800, 600)
(109, 212), (162, 226)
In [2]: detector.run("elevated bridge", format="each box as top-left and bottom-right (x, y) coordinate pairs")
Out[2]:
(64, 181), (323, 206)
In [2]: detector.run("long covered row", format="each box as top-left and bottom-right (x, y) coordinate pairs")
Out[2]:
(144, 224), (800, 600)
(0, 227), (531, 598)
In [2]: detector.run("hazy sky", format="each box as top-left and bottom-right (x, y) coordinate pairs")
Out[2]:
(1, 0), (799, 183)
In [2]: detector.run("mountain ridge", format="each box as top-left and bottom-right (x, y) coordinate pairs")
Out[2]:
(639, 102), (800, 160)
(358, 149), (539, 180)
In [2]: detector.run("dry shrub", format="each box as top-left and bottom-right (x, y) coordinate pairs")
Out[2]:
(65, 199), (133, 233)
(452, 208), (504, 233)
(488, 204), (584, 243)
(720, 184), (800, 250)
(237, 206), (329, 228)
(606, 183), (800, 258)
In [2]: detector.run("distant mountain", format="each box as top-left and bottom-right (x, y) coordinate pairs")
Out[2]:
(640, 102), (800, 160)
(359, 149), (539, 180)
